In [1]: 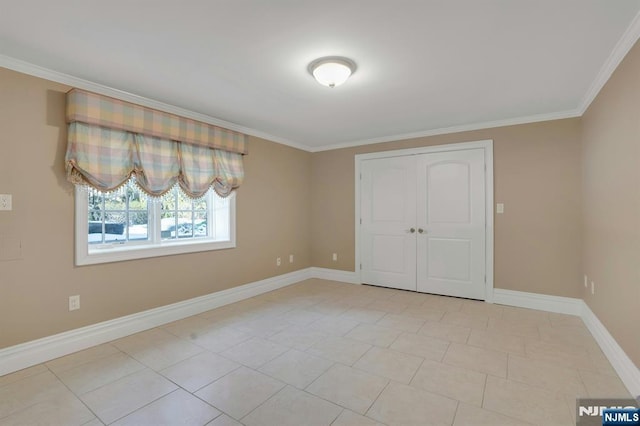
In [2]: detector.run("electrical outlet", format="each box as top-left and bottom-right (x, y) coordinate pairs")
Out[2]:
(0, 194), (12, 211)
(496, 203), (504, 214)
(584, 275), (588, 288)
(289, 254), (294, 263)
(332, 253), (338, 261)
(591, 281), (595, 295)
(276, 257), (281, 266)
(69, 295), (80, 311)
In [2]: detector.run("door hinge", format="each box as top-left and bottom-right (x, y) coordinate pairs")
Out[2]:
(360, 218), (362, 224)
(360, 263), (362, 270)
(360, 173), (362, 180)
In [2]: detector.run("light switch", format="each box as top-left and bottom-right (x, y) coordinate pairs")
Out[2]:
(0, 194), (11, 211)
(496, 203), (504, 214)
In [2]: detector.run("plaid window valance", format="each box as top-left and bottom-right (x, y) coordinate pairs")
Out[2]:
(65, 89), (246, 198)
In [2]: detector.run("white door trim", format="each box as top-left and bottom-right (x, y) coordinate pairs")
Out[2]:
(355, 139), (494, 302)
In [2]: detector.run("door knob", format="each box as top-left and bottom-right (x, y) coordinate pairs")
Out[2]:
(408, 228), (416, 233)
(418, 228), (426, 234)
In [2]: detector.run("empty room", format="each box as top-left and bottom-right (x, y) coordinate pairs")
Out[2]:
(1, 1), (639, 425)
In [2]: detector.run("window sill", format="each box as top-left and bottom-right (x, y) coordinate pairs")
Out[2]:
(76, 239), (236, 266)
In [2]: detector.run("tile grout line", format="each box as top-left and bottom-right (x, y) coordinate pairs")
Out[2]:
(237, 381), (287, 424)
(405, 356), (427, 390)
(3, 280), (627, 425)
(45, 343), (124, 376)
(105, 387), (184, 425)
(384, 327), (403, 349)
(328, 408), (347, 426)
(44, 362), (104, 425)
(449, 400), (461, 426)
(0, 369), (72, 422)
(301, 359), (391, 422)
(191, 363), (243, 395)
(362, 378), (391, 420)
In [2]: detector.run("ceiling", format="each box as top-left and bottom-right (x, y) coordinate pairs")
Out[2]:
(1, 1), (640, 151)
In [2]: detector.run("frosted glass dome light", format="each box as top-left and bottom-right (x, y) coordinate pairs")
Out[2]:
(309, 57), (356, 88)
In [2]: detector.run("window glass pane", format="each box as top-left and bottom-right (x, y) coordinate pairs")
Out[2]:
(104, 189), (126, 210)
(88, 187), (104, 244)
(213, 193), (230, 241)
(160, 188), (210, 240)
(161, 211), (177, 240)
(127, 187), (148, 241)
(194, 211), (207, 237)
(161, 189), (178, 240)
(129, 194), (147, 210)
(161, 195), (176, 213)
(128, 212), (148, 241)
(87, 183), (150, 244)
(88, 190), (104, 214)
(88, 210), (104, 244)
(178, 211), (194, 238)
(103, 212), (126, 242)
(194, 197), (207, 211)
(177, 191), (192, 211)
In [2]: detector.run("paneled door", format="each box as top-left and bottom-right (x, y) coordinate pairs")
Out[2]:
(360, 156), (417, 291)
(360, 148), (486, 300)
(416, 149), (486, 299)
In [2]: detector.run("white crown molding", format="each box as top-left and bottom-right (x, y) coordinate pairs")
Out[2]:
(0, 268), (312, 376)
(581, 301), (640, 398)
(308, 109), (581, 152)
(2, 5), (638, 155)
(0, 54), (309, 152)
(0, 53), (589, 155)
(578, 9), (640, 115)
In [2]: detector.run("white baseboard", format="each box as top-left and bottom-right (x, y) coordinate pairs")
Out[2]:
(0, 268), (312, 377)
(492, 288), (584, 316)
(3, 269), (638, 400)
(581, 301), (640, 398)
(492, 288), (639, 398)
(309, 267), (359, 284)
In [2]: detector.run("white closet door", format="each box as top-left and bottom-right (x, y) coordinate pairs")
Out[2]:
(360, 156), (417, 291)
(416, 148), (486, 299)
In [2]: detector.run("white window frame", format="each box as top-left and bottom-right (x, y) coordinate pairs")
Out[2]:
(74, 186), (236, 266)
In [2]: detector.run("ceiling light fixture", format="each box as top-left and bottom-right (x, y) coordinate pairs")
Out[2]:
(308, 57), (356, 88)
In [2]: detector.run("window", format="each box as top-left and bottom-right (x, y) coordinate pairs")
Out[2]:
(76, 180), (235, 265)
(65, 89), (245, 266)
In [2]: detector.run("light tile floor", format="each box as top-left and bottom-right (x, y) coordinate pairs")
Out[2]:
(0, 279), (632, 426)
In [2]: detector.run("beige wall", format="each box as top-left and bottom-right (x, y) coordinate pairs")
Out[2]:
(311, 119), (583, 299)
(2, 42), (637, 372)
(0, 67), (311, 349)
(581, 40), (640, 367)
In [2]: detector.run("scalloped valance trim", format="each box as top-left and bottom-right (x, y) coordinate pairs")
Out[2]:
(65, 122), (243, 198)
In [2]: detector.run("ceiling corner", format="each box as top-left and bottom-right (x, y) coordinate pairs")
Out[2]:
(577, 9), (640, 114)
